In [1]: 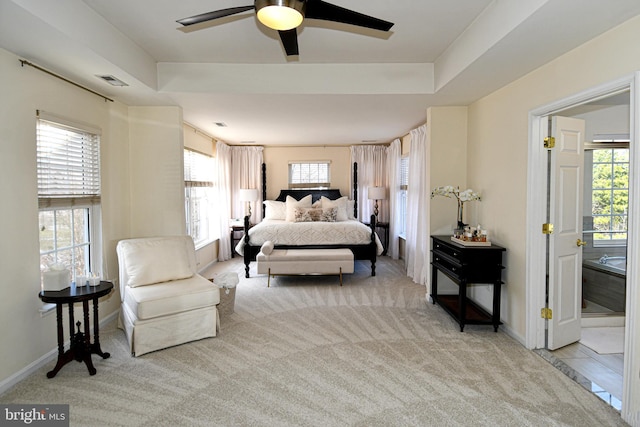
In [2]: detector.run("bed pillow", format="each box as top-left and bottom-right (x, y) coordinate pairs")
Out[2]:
(285, 195), (312, 222)
(347, 199), (356, 220)
(260, 240), (274, 255)
(263, 200), (286, 220)
(122, 238), (194, 287)
(293, 207), (338, 222)
(321, 196), (349, 221)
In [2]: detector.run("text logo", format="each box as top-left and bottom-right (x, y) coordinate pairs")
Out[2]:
(1, 405), (69, 426)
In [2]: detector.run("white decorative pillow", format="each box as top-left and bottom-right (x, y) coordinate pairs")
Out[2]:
(261, 240), (275, 255)
(347, 199), (356, 220)
(263, 200), (286, 220)
(285, 195), (312, 222)
(122, 238), (194, 287)
(321, 196), (349, 221)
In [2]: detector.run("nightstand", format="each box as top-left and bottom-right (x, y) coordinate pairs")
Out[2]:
(362, 221), (389, 255)
(230, 219), (252, 257)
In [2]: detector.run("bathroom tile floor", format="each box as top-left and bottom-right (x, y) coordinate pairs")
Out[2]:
(537, 331), (624, 411)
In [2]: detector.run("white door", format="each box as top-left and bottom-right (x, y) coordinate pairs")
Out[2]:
(547, 116), (586, 350)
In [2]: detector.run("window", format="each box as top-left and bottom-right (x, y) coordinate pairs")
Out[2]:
(592, 147), (628, 245)
(399, 156), (409, 238)
(289, 161), (330, 188)
(184, 149), (218, 248)
(37, 112), (101, 283)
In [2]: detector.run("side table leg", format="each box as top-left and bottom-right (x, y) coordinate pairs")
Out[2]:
(82, 300), (97, 375)
(91, 297), (110, 359)
(46, 304), (67, 379)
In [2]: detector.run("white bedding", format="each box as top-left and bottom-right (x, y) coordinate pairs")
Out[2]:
(235, 219), (384, 256)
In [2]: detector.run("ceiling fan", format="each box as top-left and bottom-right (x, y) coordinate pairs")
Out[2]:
(177, 0), (394, 56)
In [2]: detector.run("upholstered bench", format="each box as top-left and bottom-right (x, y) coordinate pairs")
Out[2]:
(256, 244), (354, 287)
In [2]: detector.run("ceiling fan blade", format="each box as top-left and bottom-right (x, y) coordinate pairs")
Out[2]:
(278, 29), (299, 56)
(177, 6), (255, 26)
(305, 0), (393, 31)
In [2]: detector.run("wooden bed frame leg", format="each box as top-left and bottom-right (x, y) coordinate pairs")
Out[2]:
(371, 260), (376, 276)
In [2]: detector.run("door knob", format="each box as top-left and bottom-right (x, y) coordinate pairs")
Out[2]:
(576, 239), (587, 247)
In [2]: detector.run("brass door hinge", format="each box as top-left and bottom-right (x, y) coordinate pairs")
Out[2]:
(544, 136), (556, 148)
(542, 223), (554, 234)
(541, 307), (553, 320)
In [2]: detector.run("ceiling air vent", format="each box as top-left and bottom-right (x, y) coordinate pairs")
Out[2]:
(96, 75), (128, 87)
(215, 122), (227, 127)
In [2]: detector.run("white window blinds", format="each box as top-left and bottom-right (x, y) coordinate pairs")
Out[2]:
(37, 113), (101, 208)
(400, 156), (409, 190)
(289, 161), (330, 188)
(184, 149), (215, 186)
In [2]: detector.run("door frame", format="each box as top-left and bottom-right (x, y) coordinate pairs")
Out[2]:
(525, 73), (639, 421)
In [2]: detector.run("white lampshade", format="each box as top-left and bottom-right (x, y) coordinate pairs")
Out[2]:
(239, 188), (259, 202)
(368, 186), (386, 201)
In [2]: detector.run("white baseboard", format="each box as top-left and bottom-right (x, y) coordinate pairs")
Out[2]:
(0, 309), (120, 396)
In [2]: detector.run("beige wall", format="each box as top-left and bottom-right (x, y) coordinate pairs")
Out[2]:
(466, 14), (640, 342)
(0, 47), (191, 390)
(428, 106), (469, 235)
(262, 146), (353, 200)
(184, 123), (215, 157)
(128, 106), (185, 237)
(0, 47), (130, 386)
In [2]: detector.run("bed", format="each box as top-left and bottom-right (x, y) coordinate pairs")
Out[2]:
(236, 163), (382, 278)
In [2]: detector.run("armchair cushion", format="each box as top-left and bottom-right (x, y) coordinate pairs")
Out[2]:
(124, 274), (219, 320)
(120, 237), (193, 287)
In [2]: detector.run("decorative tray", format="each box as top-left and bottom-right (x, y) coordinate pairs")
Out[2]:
(450, 236), (491, 247)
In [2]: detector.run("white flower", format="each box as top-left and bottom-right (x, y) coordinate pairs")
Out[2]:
(431, 186), (481, 203)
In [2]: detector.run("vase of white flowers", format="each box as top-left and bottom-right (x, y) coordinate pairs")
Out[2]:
(431, 185), (481, 231)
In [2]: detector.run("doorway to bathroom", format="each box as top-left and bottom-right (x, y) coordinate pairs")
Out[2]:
(560, 91), (629, 327)
(527, 73), (640, 421)
(545, 92), (629, 408)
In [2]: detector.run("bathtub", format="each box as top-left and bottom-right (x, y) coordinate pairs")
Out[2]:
(582, 256), (626, 313)
(583, 256), (626, 278)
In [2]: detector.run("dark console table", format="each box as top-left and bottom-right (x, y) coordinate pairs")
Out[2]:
(39, 281), (113, 378)
(430, 235), (505, 332)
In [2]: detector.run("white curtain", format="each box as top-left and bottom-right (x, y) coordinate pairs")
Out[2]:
(231, 146), (264, 225)
(216, 142), (233, 261)
(405, 125), (430, 285)
(386, 139), (401, 259)
(350, 145), (388, 222)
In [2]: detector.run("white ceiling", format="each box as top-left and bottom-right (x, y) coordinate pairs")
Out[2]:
(2, 0), (640, 145)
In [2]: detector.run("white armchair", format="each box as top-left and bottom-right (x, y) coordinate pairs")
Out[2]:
(116, 236), (220, 356)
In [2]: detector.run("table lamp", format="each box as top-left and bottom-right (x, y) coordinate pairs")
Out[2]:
(239, 188), (259, 217)
(367, 186), (386, 220)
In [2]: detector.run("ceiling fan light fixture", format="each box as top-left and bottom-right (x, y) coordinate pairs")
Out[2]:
(256, 0), (305, 31)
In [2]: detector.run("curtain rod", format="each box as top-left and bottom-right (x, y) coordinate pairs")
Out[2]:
(20, 59), (114, 103)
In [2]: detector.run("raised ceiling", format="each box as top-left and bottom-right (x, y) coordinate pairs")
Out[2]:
(2, 0), (640, 145)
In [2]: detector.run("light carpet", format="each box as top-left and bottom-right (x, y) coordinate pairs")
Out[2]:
(580, 327), (625, 355)
(1, 257), (627, 426)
